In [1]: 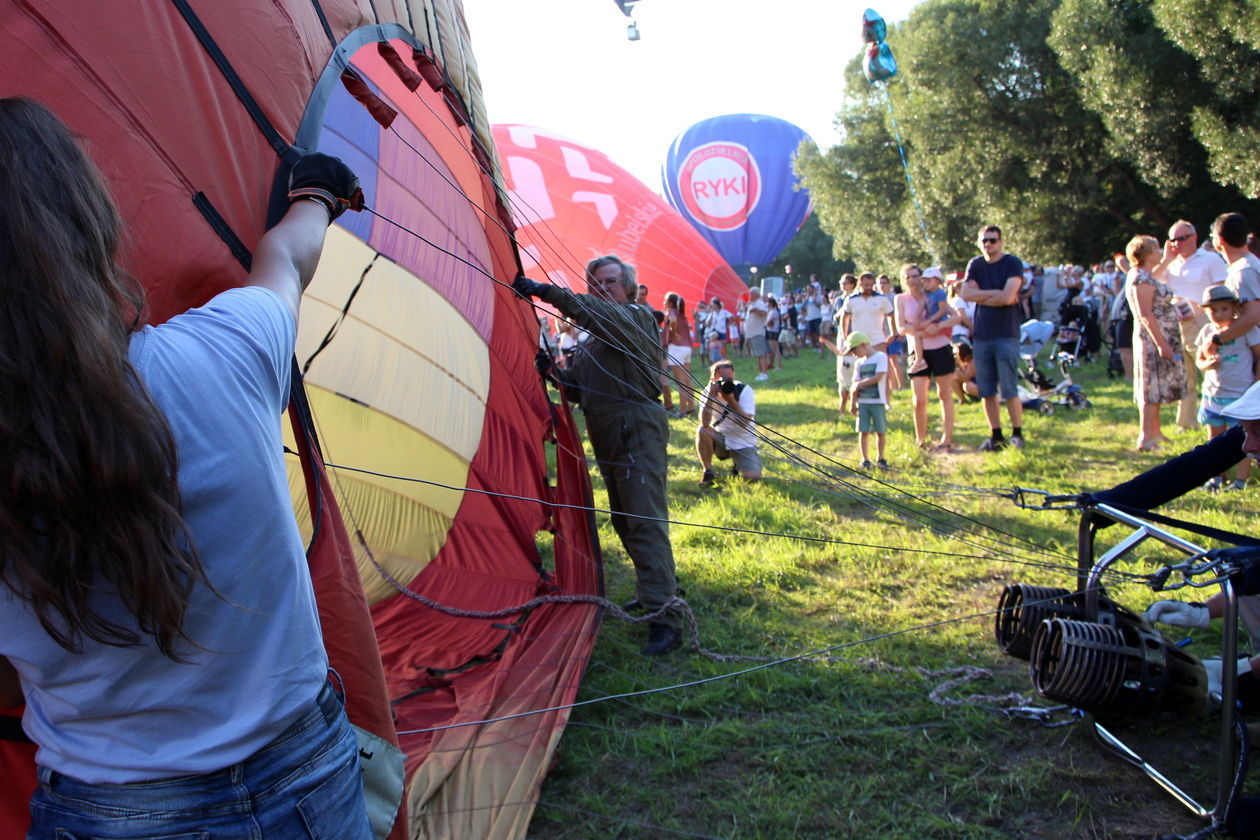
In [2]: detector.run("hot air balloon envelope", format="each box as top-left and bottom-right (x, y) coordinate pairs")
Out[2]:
(662, 114), (813, 268)
(495, 125), (747, 310)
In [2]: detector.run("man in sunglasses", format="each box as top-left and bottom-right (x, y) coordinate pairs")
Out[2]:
(960, 225), (1026, 451)
(1159, 219), (1227, 429)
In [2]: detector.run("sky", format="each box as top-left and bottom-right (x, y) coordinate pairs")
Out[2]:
(463, 0), (922, 193)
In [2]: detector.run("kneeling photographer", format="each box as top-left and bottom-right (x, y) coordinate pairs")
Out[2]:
(696, 361), (762, 487)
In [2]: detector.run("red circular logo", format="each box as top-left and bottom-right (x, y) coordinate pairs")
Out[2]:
(677, 142), (761, 232)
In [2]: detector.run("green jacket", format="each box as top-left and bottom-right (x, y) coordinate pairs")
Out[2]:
(538, 285), (662, 415)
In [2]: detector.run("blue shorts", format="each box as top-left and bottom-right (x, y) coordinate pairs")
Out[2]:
(1199, 395), (1242, 429)
(973, 337), (1020, 400)
(857, 402), (887, 433)
(29, 681), (371, 840)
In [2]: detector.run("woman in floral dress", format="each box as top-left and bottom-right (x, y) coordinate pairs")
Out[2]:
(1125, 234), (1185, 450)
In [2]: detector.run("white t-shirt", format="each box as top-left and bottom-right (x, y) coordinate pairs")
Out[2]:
(707, 308), (732, 339)
(744, 299), (769, 337)
(805, 283), (823, 320)
(950, 297), (975, 341)
(843, 293), (894, 342)
(1166, 247), (1228, 301)
(1226, 252), (1260, 304)
(853, 350), (889, 404)
(713, 381), (757, 449)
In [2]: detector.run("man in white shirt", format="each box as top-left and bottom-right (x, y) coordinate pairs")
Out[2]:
(1160, 219), (1228, 428)
(696, 361), (761, 486)
(841, 272), (894, 351)
(743, 287), (771, 380)
(804, 275), (824, 351)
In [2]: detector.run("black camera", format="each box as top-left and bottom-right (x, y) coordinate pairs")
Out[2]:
(719, 378), (736, 395)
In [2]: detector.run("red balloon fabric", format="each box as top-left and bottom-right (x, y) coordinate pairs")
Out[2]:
(492, 124), (747, 312)
(0, 4), (602, 840)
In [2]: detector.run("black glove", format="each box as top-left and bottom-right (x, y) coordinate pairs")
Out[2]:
(512, 275), (548, 299)
(288, 153), (364, 222)
(534, 349), (554, 378)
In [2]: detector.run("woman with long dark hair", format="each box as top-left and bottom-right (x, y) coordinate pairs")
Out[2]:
(0, 98), (371, 838)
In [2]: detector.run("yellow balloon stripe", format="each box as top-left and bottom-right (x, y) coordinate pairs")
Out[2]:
(285, 382), (472, 604)
(297, 226), (490, 462)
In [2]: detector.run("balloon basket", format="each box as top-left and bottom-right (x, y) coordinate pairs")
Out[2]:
(994, 502), (1251, 830)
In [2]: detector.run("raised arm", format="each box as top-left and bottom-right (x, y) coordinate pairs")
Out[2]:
(246, 153), (362, 321)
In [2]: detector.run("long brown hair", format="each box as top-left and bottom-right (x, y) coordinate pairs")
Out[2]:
(0, 98), (205, 659)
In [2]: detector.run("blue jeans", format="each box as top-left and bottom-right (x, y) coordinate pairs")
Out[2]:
(973, 337), (1020, 400)
(28, 681), (371, 840)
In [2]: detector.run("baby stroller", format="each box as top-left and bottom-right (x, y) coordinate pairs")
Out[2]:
(1018, 319), (1092, 413)
(1055, 320), (1085, 362)
(1058, 293), (1101, 362)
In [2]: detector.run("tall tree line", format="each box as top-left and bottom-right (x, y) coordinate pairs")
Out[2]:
(796, 0), (1260, 271)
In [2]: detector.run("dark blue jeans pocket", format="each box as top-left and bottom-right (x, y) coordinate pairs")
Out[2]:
(295, 736), (370, 840)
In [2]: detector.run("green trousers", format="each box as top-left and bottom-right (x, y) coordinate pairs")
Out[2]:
(585, 403), (679, 630)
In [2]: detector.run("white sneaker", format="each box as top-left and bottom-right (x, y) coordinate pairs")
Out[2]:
(754, 373), (769, 381)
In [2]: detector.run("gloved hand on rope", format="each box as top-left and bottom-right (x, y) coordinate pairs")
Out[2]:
(534, 349), (554, 378)
(287, 152), (364, 223)
(1143, 600), (1211, 628)
(1201, 657), (1253, 695)
(512, 275), (548, 300)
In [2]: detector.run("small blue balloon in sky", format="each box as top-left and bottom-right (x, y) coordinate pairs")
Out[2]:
(662, 113), (814, 267)
(861, 8), (886, 44)
(864, 41), (898, 82)
(861, 9), (897, 83)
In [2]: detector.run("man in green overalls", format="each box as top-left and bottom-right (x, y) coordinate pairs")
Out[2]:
(513, 256), (681, 655)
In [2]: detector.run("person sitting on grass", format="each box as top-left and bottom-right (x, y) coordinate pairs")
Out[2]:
(1196, 284), (1260, 491)
(952, 338), (980, 403)
(697, 361), (762, 487)
(846, 332), (889, 470)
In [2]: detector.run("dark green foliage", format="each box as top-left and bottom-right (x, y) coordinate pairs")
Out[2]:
(800, 0), (1260, 270)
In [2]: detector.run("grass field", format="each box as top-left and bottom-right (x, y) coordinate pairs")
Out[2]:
(524, 343), (1254, 840)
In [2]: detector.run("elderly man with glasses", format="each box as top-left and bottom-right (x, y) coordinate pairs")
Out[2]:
(1157, 219), (1228, 429)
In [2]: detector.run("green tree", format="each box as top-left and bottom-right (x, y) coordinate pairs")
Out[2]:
(763, 212), (854, 283)
(799, 0), (1260, 269)
(1150, 0), (1260, 197)
(796, 75), (935, 273)
(1048, 0), (1257, 227)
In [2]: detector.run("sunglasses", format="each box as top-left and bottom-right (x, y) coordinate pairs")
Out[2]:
(1169, 233), (1194, 243)
(980, 237), (999, 244)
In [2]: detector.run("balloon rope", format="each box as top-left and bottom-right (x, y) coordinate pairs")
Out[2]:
(354, 203), (1075, 567)
(390, 586), (1112, 735)
(321, 458), (1144, 583)
(880, 82), (936, 265)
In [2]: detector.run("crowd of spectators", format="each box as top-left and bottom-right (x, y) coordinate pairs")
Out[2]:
(537, 215), (1260, 490)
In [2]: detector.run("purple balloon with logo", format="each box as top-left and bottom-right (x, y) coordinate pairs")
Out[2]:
(662, 113), (814, 267)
